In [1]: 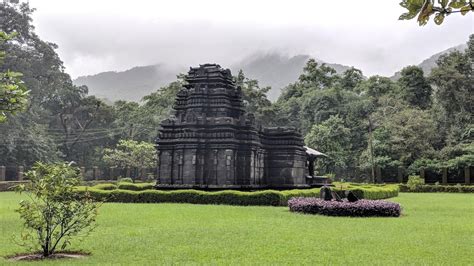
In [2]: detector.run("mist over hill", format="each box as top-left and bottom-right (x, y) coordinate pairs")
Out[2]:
(74, 52), (354, 102)
(392, 44), (467, 79)
(74, 64), (181, 102)
(74, 45), (465, 102)
(230, 53), (353, 101)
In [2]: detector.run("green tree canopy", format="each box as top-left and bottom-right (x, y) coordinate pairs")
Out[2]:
(0, 31), (28, 123)
(397, 65), (432, 109)
(357, 76), (398, 101)
(429, 37), (473, 146)
(339, 67), (365, 92)
(305, 115), (352, 169)
(234, 70), (274, 126)
(103, 139), (157, 171)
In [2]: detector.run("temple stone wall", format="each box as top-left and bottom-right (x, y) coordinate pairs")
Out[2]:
(156, 64), (308, 188)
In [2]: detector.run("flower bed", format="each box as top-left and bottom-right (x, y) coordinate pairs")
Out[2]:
(288, 197), (401, 217)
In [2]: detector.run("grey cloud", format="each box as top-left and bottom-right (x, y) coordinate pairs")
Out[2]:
(32, 12), (473, 78)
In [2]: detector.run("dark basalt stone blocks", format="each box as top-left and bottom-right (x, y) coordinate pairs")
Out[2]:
(156, 64), (307, 189)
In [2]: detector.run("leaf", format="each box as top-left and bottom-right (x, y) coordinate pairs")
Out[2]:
(399, 12), (418, 20)
(434, 13), (445, 24)
(448, 0), (467, 8)
(417, 1), (435, 25)
(460, 5), (473, 14)
(439, 0), (449, 7)
(400, 0), (425, 12)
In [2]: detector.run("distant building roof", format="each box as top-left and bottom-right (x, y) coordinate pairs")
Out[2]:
(304, 146), (327, 157)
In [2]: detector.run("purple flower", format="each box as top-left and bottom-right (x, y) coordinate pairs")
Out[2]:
(288, 197), (401, 217)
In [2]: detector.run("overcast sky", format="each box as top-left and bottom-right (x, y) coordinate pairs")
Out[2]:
(29, 0), (473, 78)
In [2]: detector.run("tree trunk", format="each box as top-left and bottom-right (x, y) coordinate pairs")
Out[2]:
(368, 116), (375, 183)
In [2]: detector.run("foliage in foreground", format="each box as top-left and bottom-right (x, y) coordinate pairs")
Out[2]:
(399, 0), (473, 25)
(15, 162), (100, 257)
(76, 183), (399, 206)
(288, 197), (401, 217)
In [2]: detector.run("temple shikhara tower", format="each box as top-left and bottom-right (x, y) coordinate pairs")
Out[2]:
(156, 64), (325, 188)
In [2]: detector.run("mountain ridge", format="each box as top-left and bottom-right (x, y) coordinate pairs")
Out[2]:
(391, 44), (467, 79)
(73, 53), (354, 102)
(73, 45), (465, 102)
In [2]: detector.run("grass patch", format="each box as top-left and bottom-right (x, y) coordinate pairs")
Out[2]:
(0, 192), (472, 265)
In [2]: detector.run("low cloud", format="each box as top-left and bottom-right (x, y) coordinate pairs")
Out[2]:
(30, 0), (473, 78)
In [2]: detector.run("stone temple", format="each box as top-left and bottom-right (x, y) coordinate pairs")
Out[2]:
(156, 64), (328, 189)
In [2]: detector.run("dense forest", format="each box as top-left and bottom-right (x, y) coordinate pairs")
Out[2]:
(0, 2), (472, 181)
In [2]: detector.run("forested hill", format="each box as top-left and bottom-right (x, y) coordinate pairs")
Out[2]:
(391, 44), (467, 80)
(230, 53), (353, 101)
(74, 44), (465, 103)
(73, 64), (180, 103)
(73, 53), (354, 102)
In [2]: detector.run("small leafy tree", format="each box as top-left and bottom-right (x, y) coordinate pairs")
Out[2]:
(15, 162), (100, 257)
(103, 139), (157, 180)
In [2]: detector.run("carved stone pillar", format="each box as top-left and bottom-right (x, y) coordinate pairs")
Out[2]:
(0, 166), (5, 181)
(17, 166), (24, 181)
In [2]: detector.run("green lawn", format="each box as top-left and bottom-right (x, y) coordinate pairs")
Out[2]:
(0, 192), (473, 265)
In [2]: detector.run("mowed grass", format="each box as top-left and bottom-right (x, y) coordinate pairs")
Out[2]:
(0, 192), (473, 265)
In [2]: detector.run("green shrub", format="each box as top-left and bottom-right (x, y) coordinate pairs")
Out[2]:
(117, 182), (154, 191)
(92, 183), (117, 190)
(407, 175), (424, 191)
(118, 177), (133, 183)
(358, 186), (399, 199)
(80, 183), (399, 206)
(399, 184), (474, 193)
(77, 189), (283, 206)
(324, 173), (335, 182)
(333, 183), (399, 200)
(280, 188), (321, 205)
(74, 186), (112, 201)
(16, 162), (100, 257)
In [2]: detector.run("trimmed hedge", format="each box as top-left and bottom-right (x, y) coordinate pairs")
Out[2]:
(399, 184), (474, 193)
(288, 197), (401, 217)
(333, 183), (399, 200)
(0, 181), (29, 192)
(75, 183), (399, 206)
(75, 188), (283, 206)
(280, 188), (321, 204)
(92, 183), (118, 190)
(116, 182), (154, 191)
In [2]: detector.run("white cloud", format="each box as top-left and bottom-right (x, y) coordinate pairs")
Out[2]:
(29, 0), (473, 78)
